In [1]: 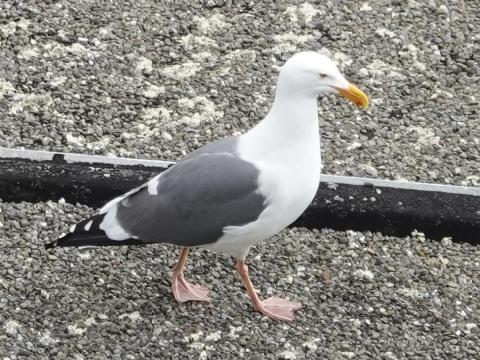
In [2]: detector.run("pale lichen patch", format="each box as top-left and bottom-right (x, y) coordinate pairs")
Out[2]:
(17, 47), (40, 59)
(228, 325), (242, 339)
(142, 107), (171, 122)
(340, 352), (356, 359)
(143, 83), (165, 98)
(133, 107), (171, 139)
(191, 51), (214, 62)
(319, 48), (353, 68)
(177, 96), (223, 128)
(42, 41), (98, 59)
(136, 56), (153, 74)
(364, 59), (405, 81)
(284, 3), (319, 24)
(298, 3), (320, 23)
(205, 330), (222, 342)
(66, 43), (89, 56)
(278, 351), (297, 360)
(353, 269), (375, 281)
(0, 22), (17, 36)
(398, 287), (430, 299)
(3, 320), (21, 336)
(346, 141), (362, 151)
(181, 34), (218, 51)
(84, 317), (96, 327)
(67, 324), (87, 336)
(272, 33), (314, 54)
(408, 126), (440, 148)
(399, 43), (419, 60)
(0, 79), (15, 98)
(375, 28), (397, 38)
(8, 93), (53, 115)
(119, 311), (142, 322)
(278, 343), (300, 360)
(39, 331), (59, 346)
(360, 2), (373, 11)
(194, 14), (229, 35)
(184, 330), (203, 343)
(183, 330), (207, 355)
(284, 6), (299, 23)
(16, 19), (31, 30)
(160, 61), (201, 80)
(225, 49), (256, 63)
(217, 50), (256, 74)
(0, 19), (30, 36)
(303, 338), (321, 352)
(43, 42), (69, 58)
(85, 136), (111, 153)
(66, 133), (86, 147)
(49, 76), (68, 88)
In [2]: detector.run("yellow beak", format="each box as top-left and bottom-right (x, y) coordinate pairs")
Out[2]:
(336, 83), (369, 108)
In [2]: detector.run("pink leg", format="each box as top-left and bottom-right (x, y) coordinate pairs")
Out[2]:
(171, 248), (210, 303)
(235, 260), (302, 321)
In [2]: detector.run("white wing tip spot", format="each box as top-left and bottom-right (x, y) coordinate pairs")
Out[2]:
(84, 220), (93, 231)
(147, 176), (160, 195)
(69, 224), (76, 233)
(99, 205), (132, 241)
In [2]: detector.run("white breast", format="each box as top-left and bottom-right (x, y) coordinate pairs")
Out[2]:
(244, 134), (321, 235)
(203, 105), (321, 259)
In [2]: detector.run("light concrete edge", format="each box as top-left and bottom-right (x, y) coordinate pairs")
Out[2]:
(1, 147), (479, 196)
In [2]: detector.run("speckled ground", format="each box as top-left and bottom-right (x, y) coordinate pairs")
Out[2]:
(1, 201), (479, 359)
(0, 0), (478, 185)
(1, 1), (480, 359)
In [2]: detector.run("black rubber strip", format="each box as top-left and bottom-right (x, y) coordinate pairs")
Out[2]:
(0, 153), (478, 245)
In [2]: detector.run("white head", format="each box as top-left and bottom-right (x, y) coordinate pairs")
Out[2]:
(277, 51), (368, 108)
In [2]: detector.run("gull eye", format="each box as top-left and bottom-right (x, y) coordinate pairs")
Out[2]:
(319, 73), (328, 79)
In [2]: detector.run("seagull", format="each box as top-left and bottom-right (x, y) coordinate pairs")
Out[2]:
(46, 51), (368, 321)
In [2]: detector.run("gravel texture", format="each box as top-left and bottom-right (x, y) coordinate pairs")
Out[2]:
(0, 0), (479, 185)
(1, 200), (480, 359)
(1, 1), (480, 359)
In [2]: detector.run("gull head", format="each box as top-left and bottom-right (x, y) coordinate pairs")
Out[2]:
(278, 51), (368, 108)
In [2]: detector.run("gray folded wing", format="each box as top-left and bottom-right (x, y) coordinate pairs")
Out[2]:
(113, 152), (266, 246)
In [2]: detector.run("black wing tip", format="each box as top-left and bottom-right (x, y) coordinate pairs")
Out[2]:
(45, 232), (70, 249)
(45, 232), (148, 248)
(45, 240), (58, 249)
(45, 214), (104, 249)
(45, 214), (149, 249)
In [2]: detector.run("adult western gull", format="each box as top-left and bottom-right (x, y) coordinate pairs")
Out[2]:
(46, 51), (368, 321)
